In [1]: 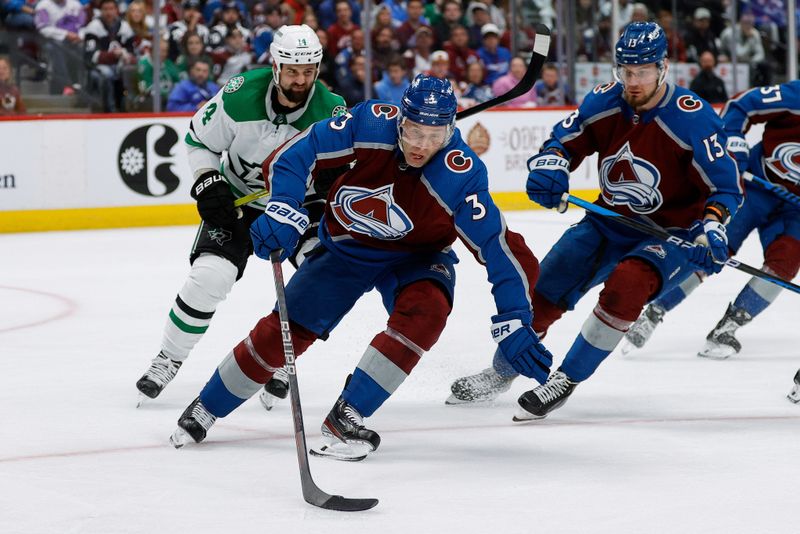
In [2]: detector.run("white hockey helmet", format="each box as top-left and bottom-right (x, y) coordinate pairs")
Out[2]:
(270, 24), (323, 83)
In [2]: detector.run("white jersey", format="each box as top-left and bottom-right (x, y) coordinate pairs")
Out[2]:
(185, 68), (347, 209)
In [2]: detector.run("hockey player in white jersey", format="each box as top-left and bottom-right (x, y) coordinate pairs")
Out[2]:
(135, 25), (347, 407)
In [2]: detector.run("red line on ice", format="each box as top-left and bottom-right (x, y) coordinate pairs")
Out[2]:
(0, 285), (77, 333)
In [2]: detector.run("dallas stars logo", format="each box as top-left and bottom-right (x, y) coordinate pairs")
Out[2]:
(207, 228), (232, 245)
(224, 76), (245, 93)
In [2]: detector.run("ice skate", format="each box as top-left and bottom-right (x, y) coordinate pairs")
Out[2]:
(513, 369), (579, 422)
(169, 397), (217, 448)
(620, 303), (665, 355)
(446, 367), (516, 404)
(259, 367), (290, 411)
(310, 397), (380, 461)
(697, 303), (752, 360)
(788, 369), (800, 404)
(136, 352), (182, 406)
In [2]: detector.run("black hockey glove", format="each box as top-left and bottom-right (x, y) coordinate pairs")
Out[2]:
(191, 170), (237, 230)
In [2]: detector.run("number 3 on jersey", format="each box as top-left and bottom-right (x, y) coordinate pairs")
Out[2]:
(466, 194), (486, 220)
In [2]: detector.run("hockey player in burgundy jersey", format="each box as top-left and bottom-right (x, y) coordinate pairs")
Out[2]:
(169, 75), (553, 459)
(448, 22), (743, 419)
(623, 80), (800, 360)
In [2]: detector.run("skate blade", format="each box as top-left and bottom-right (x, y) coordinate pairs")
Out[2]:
(136, 393), (148, 408)
(445, 393), (485, 405)
(512, 405), (548, 423)
(618, 338), (637, 356)
(259, 390), (278, 412)
(697, 345), (735, 360)
(788, 385), (800, 404)
(169, 427), (193, 449)
(310, 442), (370, 462)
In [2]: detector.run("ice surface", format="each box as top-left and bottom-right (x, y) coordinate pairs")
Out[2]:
(1, 210), (798, 533)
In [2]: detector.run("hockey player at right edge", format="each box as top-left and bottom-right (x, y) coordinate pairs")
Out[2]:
(447, 22), (743, 421)
(621, 80), (800, 359)
(789, 369), (800, 403)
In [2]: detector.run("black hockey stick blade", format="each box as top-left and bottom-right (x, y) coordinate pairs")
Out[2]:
(318, 494), (380, 512)
(456, 24), (551, 120)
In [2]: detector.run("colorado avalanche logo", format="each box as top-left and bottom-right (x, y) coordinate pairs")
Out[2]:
(445, 149), (473, 173)
(599, 142), (663, 214)
(765, 142), (800, 186)
(331, 184), (414, 240)
(371, 104), (399, 119)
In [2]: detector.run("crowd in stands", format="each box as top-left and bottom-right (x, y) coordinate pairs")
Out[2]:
(0, 0), (796, 114)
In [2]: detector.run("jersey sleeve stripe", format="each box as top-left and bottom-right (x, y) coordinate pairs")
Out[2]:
(560, 107), (622, 144)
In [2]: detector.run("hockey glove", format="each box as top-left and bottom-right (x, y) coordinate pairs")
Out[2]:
(491, 312), (552, 384)
(250, 197), (310, 262)
(526, 150), (570, 209)
(191, 170), (236, 230)
(726, 135), (750, 174)
(688, 219), (729, 274)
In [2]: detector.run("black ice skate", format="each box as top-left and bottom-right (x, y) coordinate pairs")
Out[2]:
(259, 366), (290, 411)
(788, 369), (800, 404)
(310, 397), (381, 461)
(698, 303), (752, 360)
(169, 397), (217, 448)
(446, 367), (516, 404)
(620, 303), (666, 355)
(514, 369), (579, 421)
(136, 351), (182, 406)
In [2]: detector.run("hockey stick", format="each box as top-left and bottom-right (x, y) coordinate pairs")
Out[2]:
(561, 193), (800, 295)
(232, 25), (552, 210)
(269, 249), (379, 512)
(743, 171), (800, 208)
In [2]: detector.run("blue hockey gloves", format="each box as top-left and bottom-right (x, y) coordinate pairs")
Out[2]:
(725, 135), (750, 174)
(526, 150), (570, 209)
(688, 219), (729, 274)
(491, 312), (552, 384)
(191, 170), (236, 230)
(250, 197), (310, 262)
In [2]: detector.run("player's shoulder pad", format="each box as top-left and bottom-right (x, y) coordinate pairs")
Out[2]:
(220, 68), (270, 122)
(342, 99), (401, 146)
(659, 84), (722, 138)
(574, 81), (625, 118)
(424, 129), (487, 196)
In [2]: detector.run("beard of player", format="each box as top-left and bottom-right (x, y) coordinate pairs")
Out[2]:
(622, 61), (668, 112)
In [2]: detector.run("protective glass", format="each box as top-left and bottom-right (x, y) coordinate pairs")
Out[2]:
(615, 65), (660, 84)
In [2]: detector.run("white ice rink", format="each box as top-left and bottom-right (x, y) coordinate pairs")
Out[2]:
(2, 210), (798, 534)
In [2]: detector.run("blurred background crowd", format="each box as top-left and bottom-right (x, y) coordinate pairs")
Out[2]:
(0, 0), (798, 115)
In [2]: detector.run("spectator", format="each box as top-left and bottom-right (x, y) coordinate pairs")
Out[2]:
(396, 0), (429, 50)
(126, 1), (151, 57)
(477, 23), (510, 85)
(211, 28), (251, 84)
(403, 25), (435, 77)
(689, 50), (728, 105)
(371, 3), (395, 35)
(657, 9), (686, 62)
(479, 0), (506, 31)
(458, 60), (492, 109)
(326, 0), (359, 56)
(2, 0), (36, 30)
(719, 12), (770, 85)
(371, 26), (398, 77)
(166, 57), (219, 111)
(443, 24), (479, 84)
(533, 62), (572, 106)
(316, 0), (359, 31)
(167, 0), (208, 62)
(466, 2), (491, 50)
(0, 56), (26, 115)
(162, 0), (183, 25)
(208, 2), (251, 51)
(381, 0), (407, 26)
(176, 31), (208, 73)
(251, 4), (282, 64)
(333, 27), (364, 88)
(83, 0), (136, 111)
(600, 0), (632, 29)
(492, 56), (536, 108)
(428, 50), (449, 79)
(627, 3), (648, 25)
(137, 38), (182, 106)
(338, 54), (365, 106)
(684, 7), (721, 63)
(282, 0), (307, 25)
(34, 0), (87, 94)
(373, 56), (409, 106)
(433, 0), (464, 47)
(315, 29), (337, 89)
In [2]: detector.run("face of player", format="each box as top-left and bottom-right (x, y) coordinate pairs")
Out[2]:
(617, 62), (666, 111)
(400, 119), (448, 167)
(278, 63), (318, 104)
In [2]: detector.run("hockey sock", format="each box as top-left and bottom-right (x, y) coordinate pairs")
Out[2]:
(200, 313), (318, 418)
(343, 281), (450, 417)
(733, 236), (800, 318)
(655, 271), (705, 312)
(561, 305), (633, 381)
(161, 254), (237, 361)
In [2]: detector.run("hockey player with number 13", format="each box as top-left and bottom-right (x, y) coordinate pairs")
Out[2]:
(449, 22), (743, 420)
(169, 74), (555, 459)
